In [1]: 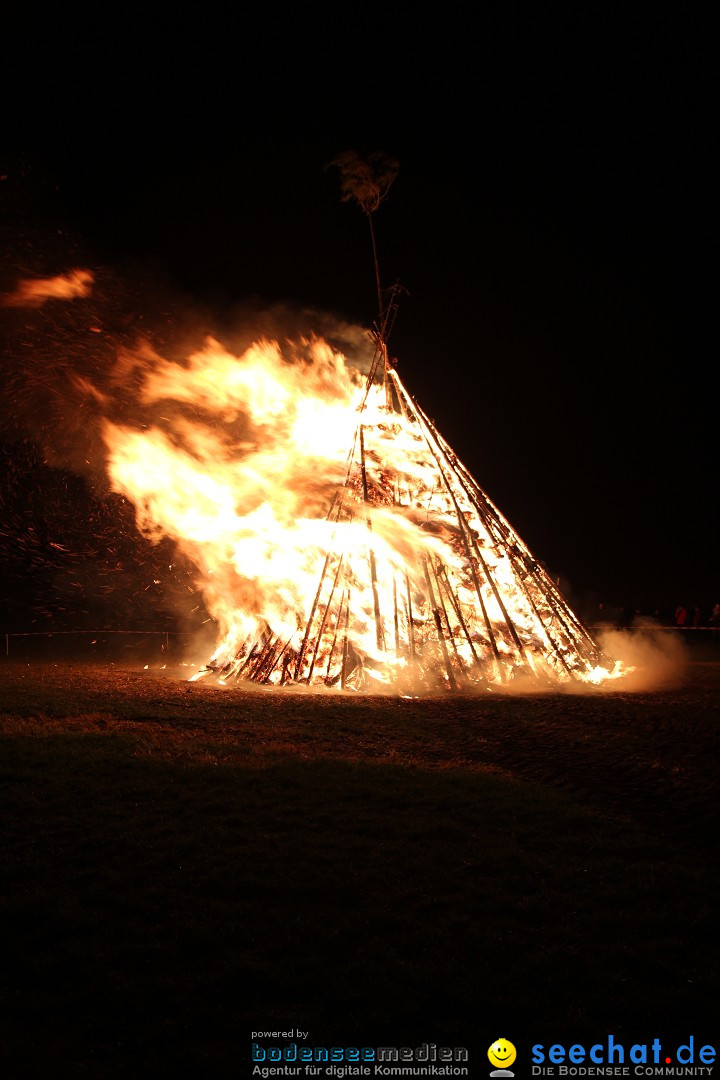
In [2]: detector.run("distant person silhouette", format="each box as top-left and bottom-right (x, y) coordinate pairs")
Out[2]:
(710, 602), (720, 644)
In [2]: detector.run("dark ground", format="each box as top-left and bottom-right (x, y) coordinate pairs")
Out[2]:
(1, 651), (717, 1078)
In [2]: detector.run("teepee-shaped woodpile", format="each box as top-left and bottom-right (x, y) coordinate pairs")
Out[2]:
(201, 329), (606, 691)
(198, 153), (609, 690)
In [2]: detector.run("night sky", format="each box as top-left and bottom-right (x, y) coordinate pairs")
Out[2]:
(1, 14), (714, 628)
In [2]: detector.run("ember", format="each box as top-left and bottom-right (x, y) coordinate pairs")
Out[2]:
(102, 330), (623, 691)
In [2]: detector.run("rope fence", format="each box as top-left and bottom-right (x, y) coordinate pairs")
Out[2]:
(0, 629), (208, 660)
(4, 629), (172, 655)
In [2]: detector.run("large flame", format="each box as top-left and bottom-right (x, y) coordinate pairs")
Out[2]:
(102, 332), (624, 691)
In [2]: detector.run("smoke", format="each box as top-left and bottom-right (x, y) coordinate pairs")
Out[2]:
(218, 299), (377, 374)
(460, 618), (689, 697)
(594, 618), (689, 691)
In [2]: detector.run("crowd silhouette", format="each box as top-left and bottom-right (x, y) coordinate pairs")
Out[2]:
(585, 599), (720, 639)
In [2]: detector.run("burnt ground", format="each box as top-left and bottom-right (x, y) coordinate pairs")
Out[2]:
(0, 652), (718, 1076)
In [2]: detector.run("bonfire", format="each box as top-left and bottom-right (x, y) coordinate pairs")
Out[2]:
(100, 153), (621, 691)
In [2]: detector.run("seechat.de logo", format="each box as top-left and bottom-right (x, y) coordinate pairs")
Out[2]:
(489, 1038), (517, 1077)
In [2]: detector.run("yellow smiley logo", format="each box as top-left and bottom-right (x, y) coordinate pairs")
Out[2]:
(488, 1039), (517, 1069)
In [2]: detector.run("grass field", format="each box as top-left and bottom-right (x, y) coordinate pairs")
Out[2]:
(1, 654), (717, 1077)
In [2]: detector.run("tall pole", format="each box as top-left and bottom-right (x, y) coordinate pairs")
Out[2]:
(368, 212), (384, 325)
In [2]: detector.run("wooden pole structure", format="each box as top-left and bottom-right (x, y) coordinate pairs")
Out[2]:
(435, 561), (482, 668)
(306, 554), (345, 683)
(422, 557), (458, 691)
(389, 369), (505, 668)
(359, 424), (385, 652)
(340, 590), (351, 690)
(430, 559), (466, 676)
(429, 415), (600, 670)
(405, 573), (417, 688)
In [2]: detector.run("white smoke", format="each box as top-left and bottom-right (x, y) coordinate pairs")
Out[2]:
(594, 618), (689, 691)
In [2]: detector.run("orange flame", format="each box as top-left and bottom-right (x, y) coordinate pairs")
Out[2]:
(102, 332), (626, 690)
(2, 269), (94, 308)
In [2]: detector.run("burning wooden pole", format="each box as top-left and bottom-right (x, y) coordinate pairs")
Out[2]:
(389, 368), (506, 670)
(422, 557), (458, 691)
(359, 424), (386, 653)
(306, 554), (345, 684)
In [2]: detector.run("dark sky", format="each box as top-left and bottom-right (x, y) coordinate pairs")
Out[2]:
(1, 12), (715, 619)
